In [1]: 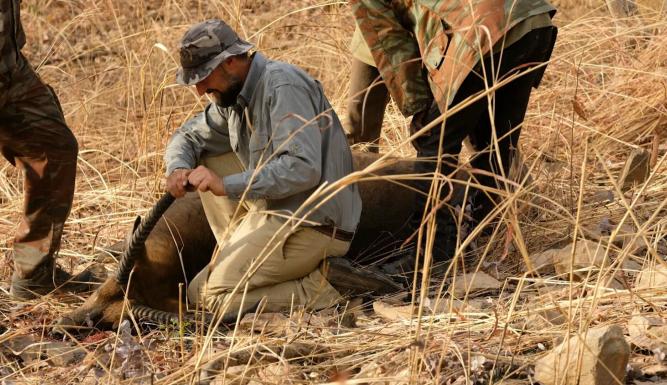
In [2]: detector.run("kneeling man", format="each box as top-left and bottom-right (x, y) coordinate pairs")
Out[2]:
(165, 19), (378, 315)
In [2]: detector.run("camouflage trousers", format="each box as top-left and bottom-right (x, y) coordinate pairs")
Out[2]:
(0, 55), (78, 278)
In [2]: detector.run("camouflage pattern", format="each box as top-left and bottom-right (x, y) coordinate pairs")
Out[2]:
(350, 0), (557, 117)
(0, 0), (25, 88)
(177, 19), (254, 86)
(0, 0), (78, 279)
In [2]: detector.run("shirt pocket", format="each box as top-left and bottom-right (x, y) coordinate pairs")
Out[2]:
(248, 132), (270, 166)
(417, 11), (450, 75)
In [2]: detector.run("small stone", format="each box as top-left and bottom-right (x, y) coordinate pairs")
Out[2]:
(627, 315), (667, 351)
(373, 300), (415, 321)
(532, 239), (608, 281)
(534, 325), (630, 385)
(1, 335), (85, 367)
(525, 307), (568, 330)
(424, 297), (486, 314)
(636, 264), (667, 290)
(618, 148), (650, 191)
(43, 342), (87, 367)
(450, 271), (502, 297)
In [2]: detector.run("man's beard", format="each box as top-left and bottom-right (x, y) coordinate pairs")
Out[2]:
(208, 76), (243, 108)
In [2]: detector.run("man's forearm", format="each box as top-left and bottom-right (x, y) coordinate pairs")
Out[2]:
(164, 131), (199, 176)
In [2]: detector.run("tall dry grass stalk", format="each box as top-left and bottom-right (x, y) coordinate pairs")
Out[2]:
(1, 1), (667, 384)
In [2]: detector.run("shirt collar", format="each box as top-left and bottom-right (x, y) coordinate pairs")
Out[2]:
(237, 52), (267, 108)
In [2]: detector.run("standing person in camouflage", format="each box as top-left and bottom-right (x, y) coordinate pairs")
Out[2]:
(351, 0), (558, 262)
(343, 24), (389, 153)
(1, 0), (100, 299)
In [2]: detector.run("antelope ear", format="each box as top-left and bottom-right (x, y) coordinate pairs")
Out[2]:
(132, 216), (141, 233)
(126, 216), (141, 245)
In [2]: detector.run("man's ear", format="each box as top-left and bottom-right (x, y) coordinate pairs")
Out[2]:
(222, 57), (235, 70)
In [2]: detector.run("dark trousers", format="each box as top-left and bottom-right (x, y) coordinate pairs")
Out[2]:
(345, 58), (390, 153)
(0, 55), (78, 278)
(413, 26), (558, 258)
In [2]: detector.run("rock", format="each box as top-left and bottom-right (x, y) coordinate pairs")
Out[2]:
(606, 0), (638, 18)
(373, 297), (489, 321)
(42, 342), (87, 367)
(613, 223), (649, 252)
(638, 363), (667, 378)
(523, 248), (555, 274)
(424, 297), (487, 314)
(636, 264), (667, 290)
(525, 307), (568, 330)
(592, 221), (649, 253)
(629, 352), (667, 380)
(0, 334), (86, 367)
(585, 220), (649, 253)
(373, 300), (415, 321)
(622, 258), (643, 272)
(532, 240), (608, 281)
(627, 314), (667, 351)
(618, 148), (650, 191)
(451, 271), (502, 297)
(533, 325), (630, 385)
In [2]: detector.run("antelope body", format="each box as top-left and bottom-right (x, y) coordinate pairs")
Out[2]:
(56, 152), (418, 331)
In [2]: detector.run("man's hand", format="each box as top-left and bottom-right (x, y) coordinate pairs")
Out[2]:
(188, 166), (226, 196)
(166, 169), (192, 198)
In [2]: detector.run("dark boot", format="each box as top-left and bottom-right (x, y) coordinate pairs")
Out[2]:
(408, 205), (461, 265)
(323, 257), (402, 297)
(10, 262), (106, 300)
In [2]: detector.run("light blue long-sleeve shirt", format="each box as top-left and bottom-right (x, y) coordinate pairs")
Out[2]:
(164, 52), (361, 232)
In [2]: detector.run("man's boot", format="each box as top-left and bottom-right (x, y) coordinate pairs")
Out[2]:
(10, 261), (106, 300)
(323, 257), (402, 297)
(407, 208), (461, 264)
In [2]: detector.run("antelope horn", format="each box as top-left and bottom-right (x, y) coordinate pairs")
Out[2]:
(116, 192), (175, 285)
(131, 300), (261, 328)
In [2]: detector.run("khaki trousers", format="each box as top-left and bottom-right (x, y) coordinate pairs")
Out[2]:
(187, 153), (348, 315)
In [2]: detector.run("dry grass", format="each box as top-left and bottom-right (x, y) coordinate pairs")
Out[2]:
(1, 1), (667, 384)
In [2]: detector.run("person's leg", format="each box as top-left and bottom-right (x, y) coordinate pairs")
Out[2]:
(467, 26), (557, 226)
(345, 58), (390, 153)
(409, 76), (488, 262)
(0, 59), (95, 298)
(198, 152), (248, 245)
(188, 212), (347, 314)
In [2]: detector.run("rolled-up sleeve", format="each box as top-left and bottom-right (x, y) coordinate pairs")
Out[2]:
(164, 103), (232, 175)
(223, 84), (322, 200)
(350, 0), (432, 117)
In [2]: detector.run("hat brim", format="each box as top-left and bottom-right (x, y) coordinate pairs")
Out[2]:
(176, 40), (254, 86)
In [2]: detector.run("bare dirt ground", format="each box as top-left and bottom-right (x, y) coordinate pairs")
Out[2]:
(1, 1), (667, 384)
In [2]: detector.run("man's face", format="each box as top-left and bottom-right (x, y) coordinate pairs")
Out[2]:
(195, 62), (243, 108)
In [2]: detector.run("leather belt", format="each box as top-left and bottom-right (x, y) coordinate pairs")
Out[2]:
(312, 225), (355, 242)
